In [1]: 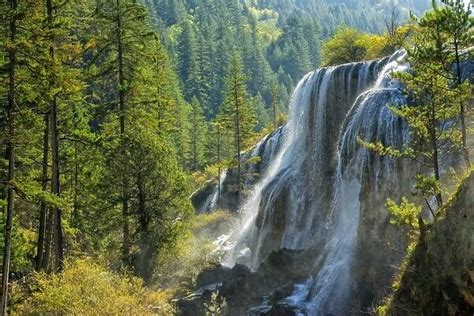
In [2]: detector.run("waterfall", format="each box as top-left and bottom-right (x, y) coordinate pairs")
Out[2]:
(220, 51), (410, 313)
(301, 53), (408, 315)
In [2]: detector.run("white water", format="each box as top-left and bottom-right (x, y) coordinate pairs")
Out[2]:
(298, 53), (408, 314)
(224, 71), (318, 267)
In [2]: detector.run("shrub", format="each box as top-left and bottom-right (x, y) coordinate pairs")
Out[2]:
(12, 258), (174, 315)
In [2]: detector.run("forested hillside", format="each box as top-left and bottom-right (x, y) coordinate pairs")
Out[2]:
(143, 0), (431, 121)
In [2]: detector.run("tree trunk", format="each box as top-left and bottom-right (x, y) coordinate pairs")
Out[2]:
(1, 0), (17, 313)
(36, 114), (50, 270)
(429, 107), (443, 207)
(116, 0), (130, 265)
(217, 124), (221, 203)
(234, 74), (242, 199)
(50, 96), (64, 271)
(192, 112), (197, 171)
(41, 207), (54, 271)
(271, 82), (277, 128)
(46, 0), (64, 271)
(72, 126), (79, 225)
(0, 150), (9, 203)
(454, 41), (470, 167)
(136, 172), (152, 282)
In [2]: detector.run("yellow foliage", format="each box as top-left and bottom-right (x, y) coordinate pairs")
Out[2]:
(361, 34), (390, 60)
(12, 259), (174, 315)
(322, 25), (409, 66)
(386, 197), (422, 230)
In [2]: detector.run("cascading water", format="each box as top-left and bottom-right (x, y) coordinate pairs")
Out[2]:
(303, 55), (409, 314)
(221, 51), (410, 314)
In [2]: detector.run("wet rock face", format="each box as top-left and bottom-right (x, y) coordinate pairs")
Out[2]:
(351, 166), (411, 310)
(253, 176), (292, 263)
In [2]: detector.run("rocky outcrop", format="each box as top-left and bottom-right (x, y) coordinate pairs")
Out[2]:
(387, 172), (474, 315)
(177, 248), (319, 315)
(191, 180), (218, 213)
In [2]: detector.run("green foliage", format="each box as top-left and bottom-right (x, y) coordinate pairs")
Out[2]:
(188, 97), (208, 170)
(145, 0), (428, 146)
(0, 0), (194, 295)
(322, 26), (369, 66)
(0, 0), (443, 312)
(357, 137), (406, 158)
(381, 172), (474, 315)
(374, 1), (473, 311)
(0, 217), (31, 272)
(219, 55), (257, 152)
(217, 55), (257, 191)
(413, 174), (441, 200)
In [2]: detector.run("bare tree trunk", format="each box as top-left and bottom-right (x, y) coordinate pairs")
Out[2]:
(0, 150), (9, 203)
(136, 172), (153, 282)
(50, 96), (64, 271)
(72, 135), (79, 225)
(36, 114), (50, 270)
(1, 0), (17, 313)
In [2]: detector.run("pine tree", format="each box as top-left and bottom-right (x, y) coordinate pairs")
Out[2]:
(219, 55), (256, 198)
(0, 0), (18, 312)
(90, 0), (193, 279)
(360, 4), (472, 218)
(271, 81), (279, 128)
(178, 20), (200, 100)
(91, 0), (156, 266)
(411, 0), (473, 166)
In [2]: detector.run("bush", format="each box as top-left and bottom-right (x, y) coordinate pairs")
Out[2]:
(321, 25), (412, 66)
(12, 258), (174, 315)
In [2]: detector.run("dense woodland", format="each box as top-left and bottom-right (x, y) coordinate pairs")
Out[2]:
(0, 0), (472, 314)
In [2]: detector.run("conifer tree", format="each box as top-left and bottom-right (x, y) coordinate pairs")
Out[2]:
(0, 0), (18, 312)
(411, 0), (473, 166)
(360, 1), (472, 220)
(91, 0), (155, 266)
(90, 0), (192, 279)
(219, 56), (256, 197)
